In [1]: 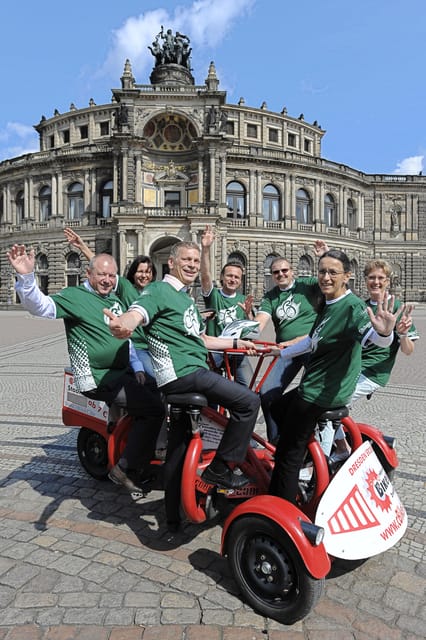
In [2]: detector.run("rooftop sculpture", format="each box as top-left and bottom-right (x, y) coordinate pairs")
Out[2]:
(148, 26), (192, 70)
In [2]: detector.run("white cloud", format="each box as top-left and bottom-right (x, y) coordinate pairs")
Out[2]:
(101, 0), (255, 80)
(393, 155), (424, 175)
(0, 122), (38, 161)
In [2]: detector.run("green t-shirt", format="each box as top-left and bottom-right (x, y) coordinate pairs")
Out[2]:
(258, 277), (320, 342)
(203, 287), (248, 336)
(114, 276), (148, 350)
(361, 298), (418, 386)
(299, 291), (372, 408)
(133, 281), (209, 386)
(52, 285), (131, 392)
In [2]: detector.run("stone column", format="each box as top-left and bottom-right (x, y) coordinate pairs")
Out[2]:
(113, 155), (119, 202)
(135, 155), (142, 204)
(219, 153), (226, 204)
(24, 179), (30, 220)
(209, 148), (216, 202)
(51, 174), (57, 217)
(84, 170), (90, 213)
(339, 185), (346, 226)
(137, 230), (143, 255)
(198, 154), (204, 203)
(57, 173), (63, 215)
(122, 151), (128, 201)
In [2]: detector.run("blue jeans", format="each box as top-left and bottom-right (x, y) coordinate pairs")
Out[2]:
(210, 351), (253, 387)
(135, 348), (156, 387)
(260, 353), (310, 443)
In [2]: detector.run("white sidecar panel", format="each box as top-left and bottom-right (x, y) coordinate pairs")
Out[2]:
(63, 369), (108, 423)
(315, 440), (407, 560)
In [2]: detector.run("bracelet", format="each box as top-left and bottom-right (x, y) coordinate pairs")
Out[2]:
(233, 338), (238, 349)
(397, 333), (408, 338)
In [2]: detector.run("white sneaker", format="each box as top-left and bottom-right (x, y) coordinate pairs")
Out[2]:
(299, 464), (313, 481)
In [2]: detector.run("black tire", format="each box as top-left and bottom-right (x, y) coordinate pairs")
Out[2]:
(226, 515), (324, 625)
(77, 428), (109, 480)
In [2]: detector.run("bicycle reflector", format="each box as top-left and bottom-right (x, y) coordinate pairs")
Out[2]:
(300, 520), (325, 546)
(383, 435), (396, 449)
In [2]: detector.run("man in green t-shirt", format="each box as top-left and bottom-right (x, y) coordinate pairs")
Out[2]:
(105, 241), (261, 530)
(255, 252), (323, 443)
(7, 244), (165, 495)
(200, 225), (254, 386)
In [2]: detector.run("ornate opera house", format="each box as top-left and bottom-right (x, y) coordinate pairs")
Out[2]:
(0, 29), (425, 305)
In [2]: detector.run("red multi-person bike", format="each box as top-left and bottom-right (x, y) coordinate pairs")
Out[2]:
(62, 336), (407, 624)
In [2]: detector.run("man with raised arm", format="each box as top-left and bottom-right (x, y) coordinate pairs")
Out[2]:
(6, 243), (165, 495)
(200, 224), (254, 386)
(105, 240), (261, 531)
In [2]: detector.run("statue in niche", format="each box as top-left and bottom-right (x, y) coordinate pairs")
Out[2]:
(114, 103), (129, 130)
(390, 205), (401, 233)
(206, 106), (228, 133)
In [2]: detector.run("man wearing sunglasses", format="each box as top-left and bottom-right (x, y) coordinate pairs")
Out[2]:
(255, 241), (326, 443)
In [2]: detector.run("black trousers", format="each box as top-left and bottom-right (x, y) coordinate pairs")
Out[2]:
(268, 387), (324, 504)
(83, 371), (165, 470)
(161, 368), (260, 524)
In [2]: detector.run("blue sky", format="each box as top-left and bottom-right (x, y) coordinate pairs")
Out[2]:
(0, 0), (424, 174)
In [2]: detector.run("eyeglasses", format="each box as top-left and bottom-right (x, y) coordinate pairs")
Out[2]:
(272, 268), (291, 275)
(318, 269), (345, 277)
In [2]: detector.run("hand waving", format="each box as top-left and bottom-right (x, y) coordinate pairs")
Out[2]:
(367, 294), (408, 336)
(7, 244), (35, 274)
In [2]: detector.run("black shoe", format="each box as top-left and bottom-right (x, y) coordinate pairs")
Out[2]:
(201, 464), (250, 489)
(108, 464), (145, 494)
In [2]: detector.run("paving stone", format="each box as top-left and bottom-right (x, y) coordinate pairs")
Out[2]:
(0, 310), (425, 640)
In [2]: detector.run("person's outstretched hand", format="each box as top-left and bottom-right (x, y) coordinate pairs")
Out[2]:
(367, 294), (406, 336)
(7, 244), (35, 274)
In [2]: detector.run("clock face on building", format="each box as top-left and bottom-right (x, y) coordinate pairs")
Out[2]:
(143, 114), (197, 151)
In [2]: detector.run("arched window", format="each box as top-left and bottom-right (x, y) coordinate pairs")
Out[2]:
(226, 181), (246, 219)
(262, 184), (280, 222)
(390, 263), (402, 291)
(100, 180), (113, 218)
(66, 252), (81, 287)
(297, 255), (313, 277)
(35, 253), (49, 294)
(68, 182), (84, 220)
(16, 191), (24, 225)
(39, 186), (52, 222)
(324, 193), (337, 227)
(263, 254), (280, 292)
(347, 198), (356, 231)
(296, 188), (312, 224)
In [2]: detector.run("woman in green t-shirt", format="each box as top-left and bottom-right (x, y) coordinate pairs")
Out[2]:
(268, 249), (404, 504)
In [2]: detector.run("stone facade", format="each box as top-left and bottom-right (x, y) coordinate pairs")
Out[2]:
(0, 42), (425, 306)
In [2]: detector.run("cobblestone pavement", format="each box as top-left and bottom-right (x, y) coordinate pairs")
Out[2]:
(0, 309), (424, 640)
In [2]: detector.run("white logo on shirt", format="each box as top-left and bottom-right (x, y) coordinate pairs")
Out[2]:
(277, 296), (300, 323)
(104, 302), (123, 324)
(218, 305), (239, 327)
(311, 317), (330, 352)
(183, 305), (201, 337)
